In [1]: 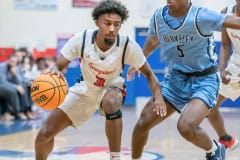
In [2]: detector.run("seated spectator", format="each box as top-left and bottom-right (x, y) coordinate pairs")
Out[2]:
(0, 53), (31, 120)
(0, 84), (21, 121)
(15, 49), (41, 119)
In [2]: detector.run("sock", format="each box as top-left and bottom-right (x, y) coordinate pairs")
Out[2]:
(206, 140), (218, 155)
(110, 152), (120, 160)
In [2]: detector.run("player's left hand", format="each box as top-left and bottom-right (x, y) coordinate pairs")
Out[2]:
(153, 96), (167, 117)
(127, 66), (141, 81)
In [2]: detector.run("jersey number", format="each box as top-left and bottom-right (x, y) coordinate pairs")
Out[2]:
(177, 44), (184, 57)
(94, 75), (105, 87)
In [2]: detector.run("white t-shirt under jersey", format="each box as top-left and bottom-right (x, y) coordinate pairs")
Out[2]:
(61, 29), (146, 88)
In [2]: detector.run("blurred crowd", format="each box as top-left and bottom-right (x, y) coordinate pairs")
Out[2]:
(0, 47), (57, 121)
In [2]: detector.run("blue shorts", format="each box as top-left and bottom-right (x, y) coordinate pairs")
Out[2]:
(161, 70), (220, 112)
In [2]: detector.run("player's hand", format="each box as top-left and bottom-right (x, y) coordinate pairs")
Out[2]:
(220, 69), (231, 84)
(127, 66), (141, 81)
(44, 66), (65, 79)
(153, 96), (167, 117)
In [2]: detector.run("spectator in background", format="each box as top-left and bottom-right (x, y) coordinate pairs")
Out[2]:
(46, 56), (57, 69)
(0, 54), (27, 120)
(0, 84), (22, 121)
(23, 56), (48, 85)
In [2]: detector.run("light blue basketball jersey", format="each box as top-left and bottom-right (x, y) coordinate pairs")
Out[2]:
(149, 5), (227, 73)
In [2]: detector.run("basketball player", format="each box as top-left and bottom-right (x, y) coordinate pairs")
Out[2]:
(34, 1), (164, 160)
(208, 0), (240, 151)
(130, 0), (240, 160)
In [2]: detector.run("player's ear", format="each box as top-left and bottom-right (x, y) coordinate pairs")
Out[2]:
(95, 19), (100, 27)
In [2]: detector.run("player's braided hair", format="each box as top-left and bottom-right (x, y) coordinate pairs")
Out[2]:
(92, 0), (129, 23)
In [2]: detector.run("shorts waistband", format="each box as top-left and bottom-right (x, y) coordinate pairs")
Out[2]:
(174, 65), (219, 77)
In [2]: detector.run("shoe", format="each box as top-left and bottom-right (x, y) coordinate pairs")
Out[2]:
(18, 112), (27, 120)
(206, 140), (226, 160)
(0, 112), (15, 121)
(219, 135), (239, 151)
(25, 111), (39, 120)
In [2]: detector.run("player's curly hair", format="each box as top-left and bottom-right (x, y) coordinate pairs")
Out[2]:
(92, 0), (129, 23)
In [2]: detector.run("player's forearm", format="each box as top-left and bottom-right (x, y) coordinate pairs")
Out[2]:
(54, 55), (71, 72)
(219, 46), (230, 71)
(143, 36), (159, 57)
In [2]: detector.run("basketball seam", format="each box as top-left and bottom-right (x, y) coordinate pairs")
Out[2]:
(58, 78), (67, 95)
(31, 85), (67, 97)
(50, 75), (62, 107)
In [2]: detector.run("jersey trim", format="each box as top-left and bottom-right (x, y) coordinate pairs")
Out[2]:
(122, 36), (129, 69)
(81, 30), (87, 58)
(195, 8), (212, 37)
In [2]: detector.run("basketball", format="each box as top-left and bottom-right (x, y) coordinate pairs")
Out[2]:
(30, 74), (68, 110)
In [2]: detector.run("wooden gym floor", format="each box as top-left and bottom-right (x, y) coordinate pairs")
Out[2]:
(0, 106), (239, 160)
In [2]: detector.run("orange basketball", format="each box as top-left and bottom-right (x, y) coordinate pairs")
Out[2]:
(30, 74), (68, 110)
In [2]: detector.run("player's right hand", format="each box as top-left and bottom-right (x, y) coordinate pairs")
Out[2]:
(44, 66), (65, 79)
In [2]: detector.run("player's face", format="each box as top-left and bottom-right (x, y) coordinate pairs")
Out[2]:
(96, 13), (122, 46)
(166, 0), (189, 9)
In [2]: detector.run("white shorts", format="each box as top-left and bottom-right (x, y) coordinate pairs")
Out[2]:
(59, 81), (123, 128)
(219, 63), (240, 101)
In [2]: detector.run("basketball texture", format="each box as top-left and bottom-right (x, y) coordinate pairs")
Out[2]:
(30, 74), (68, 110)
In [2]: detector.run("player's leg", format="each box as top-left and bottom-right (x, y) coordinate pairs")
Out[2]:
(35, 109), (72, 160)
(178, 99), (213, 149)
(208, 94), (226, 137)
(35, 90), (96, 160)
(101, 87), (124, 160)
(177, 99), (225, 160)
(178, 73), (225, 160)
(208, 94), (239, 150)
(131, 98), (175, 159)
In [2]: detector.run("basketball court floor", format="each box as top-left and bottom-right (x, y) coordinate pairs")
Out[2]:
(0, 106), (239, 160)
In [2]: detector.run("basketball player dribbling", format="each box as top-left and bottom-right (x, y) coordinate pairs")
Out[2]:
(34, 0), (164, 160)
(208, 0), (240, 151)
(129, 0), (240, 160)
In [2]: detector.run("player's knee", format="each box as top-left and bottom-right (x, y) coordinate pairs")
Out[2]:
(177, 120), (195, 138)
(36, 126), (55, 143)
(103, 98), (122, 120)
(105, 109), (122, 120)
(134, 118), (151, 133)
(103, 95), (122, 108)
(102, 98), (122, 116)
(102, 88), (123, 111)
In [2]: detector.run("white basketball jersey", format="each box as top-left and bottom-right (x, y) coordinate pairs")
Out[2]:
(225, 5), (240, 67)
(61, 29), (146, 88)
